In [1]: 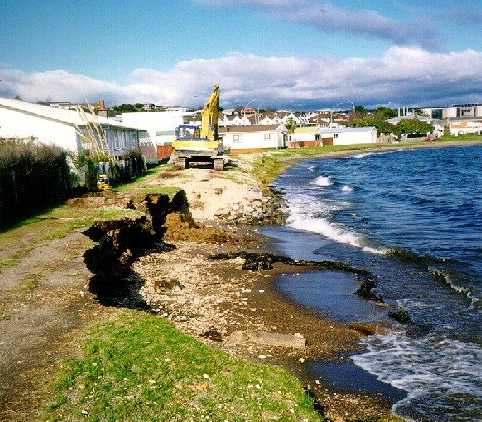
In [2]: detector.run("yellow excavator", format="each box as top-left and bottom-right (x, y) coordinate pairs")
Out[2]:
(171, 85), (225, 171)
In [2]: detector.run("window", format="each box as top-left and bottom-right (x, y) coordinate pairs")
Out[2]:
(264, 133), (271, 141)
(233, 134), (241, 143)
(315, 134), (320, 141)
(334, 133), (339, 138)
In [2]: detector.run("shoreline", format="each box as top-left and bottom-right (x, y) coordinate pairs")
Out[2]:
(131, 151), (423, 420)
(24, 139), (481, 421)
(124, 140), (482, 420)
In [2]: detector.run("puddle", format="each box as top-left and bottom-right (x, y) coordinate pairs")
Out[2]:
(277, 271), (388, 322)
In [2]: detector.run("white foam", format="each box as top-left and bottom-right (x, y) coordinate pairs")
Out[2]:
(286, 194), (385, 254)
(352, 331), (482, 421)
(308, 165), (316, 172)
(311, 175), (333, 187)
(341, 185), (353, 193)
(353, 152), (374, 159)
(353, 150), (401, 159)
(429, 267), (481, 309)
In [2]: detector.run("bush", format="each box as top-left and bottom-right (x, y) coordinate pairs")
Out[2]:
(0, 139), (72, 228)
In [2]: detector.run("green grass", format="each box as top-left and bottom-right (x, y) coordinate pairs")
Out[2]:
(0, 162), (180, 262)
(251, 137), (482, 186)
(44, 310), (322, 422)
(115, 185), (180, 198)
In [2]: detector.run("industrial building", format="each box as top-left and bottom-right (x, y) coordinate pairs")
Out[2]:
(121, 110), (195, 145)
(0, 97), (139, 157)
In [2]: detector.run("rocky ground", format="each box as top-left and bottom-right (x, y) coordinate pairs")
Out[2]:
(0, 159), (400, 422)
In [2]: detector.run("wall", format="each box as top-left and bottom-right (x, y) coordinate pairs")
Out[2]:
(0, 106), (79, 152)
(121, 112), (188, 145)
(104, 128), (139, 159)
(222, 130), (285, 151)
(442, 107), (457, 119)
(320, 129), (377, 145)
(449, 120), (482, 136)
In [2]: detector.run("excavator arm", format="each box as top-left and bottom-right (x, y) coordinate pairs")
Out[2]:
(171, 85), (224, 170)
(200, 85), (220, 141)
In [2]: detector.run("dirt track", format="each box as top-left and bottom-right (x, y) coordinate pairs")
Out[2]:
(0, 231), (103, 420)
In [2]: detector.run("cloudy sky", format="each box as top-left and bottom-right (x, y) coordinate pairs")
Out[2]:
(1, 0), (482, 108)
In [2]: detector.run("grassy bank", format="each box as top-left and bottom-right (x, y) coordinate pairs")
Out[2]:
(252, 136), (482, 186)
(0, 163), (178, 261)
(44, 310), (322, 422)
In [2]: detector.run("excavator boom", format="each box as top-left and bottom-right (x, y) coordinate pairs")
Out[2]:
(200, 85), (220, 141)
(171, 85), (224, 171)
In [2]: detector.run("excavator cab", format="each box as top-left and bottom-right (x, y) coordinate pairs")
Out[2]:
(171, 85), (225, 171)
(175, 125), (201, 140)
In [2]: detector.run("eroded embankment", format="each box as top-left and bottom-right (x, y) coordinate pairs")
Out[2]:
(81, 188), (399, 420)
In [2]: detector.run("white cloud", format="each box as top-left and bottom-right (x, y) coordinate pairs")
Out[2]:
(2, 47), (482, 108)
(195, 0), (439, 48)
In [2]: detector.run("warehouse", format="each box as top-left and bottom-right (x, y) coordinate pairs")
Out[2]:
(0, 97), (139, 157)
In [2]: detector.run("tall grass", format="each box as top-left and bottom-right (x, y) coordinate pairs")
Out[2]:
(0, 139), (72, 228)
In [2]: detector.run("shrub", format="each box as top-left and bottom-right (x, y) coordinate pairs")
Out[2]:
(0, 139), (72, 228)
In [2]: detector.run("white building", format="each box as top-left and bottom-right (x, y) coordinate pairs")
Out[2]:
(319, 127), (378, 146)
(288, 126), (320, 143)
(220, 125), (287, 152)
(448, 120), (482, 136)
(121, 111), (194, 145)
(442, 104), (482, 119)
(0, 97), (139, 157)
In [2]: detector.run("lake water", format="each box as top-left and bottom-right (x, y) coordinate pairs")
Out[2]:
(264, 145), (482, 422)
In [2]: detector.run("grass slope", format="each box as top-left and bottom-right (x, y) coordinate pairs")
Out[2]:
(45, 310), (322, 422)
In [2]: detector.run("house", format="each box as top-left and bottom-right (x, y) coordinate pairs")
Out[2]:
(0, 97), (139, 158)
(288, 126), (320, 148)
(220, 124), (287, 152)
(219, 113), (251, 126)
(121, 111), (196, 145)
(319, 127), (378, 146)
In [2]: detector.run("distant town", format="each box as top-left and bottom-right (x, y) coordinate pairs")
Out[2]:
(1, 96), (481, 166)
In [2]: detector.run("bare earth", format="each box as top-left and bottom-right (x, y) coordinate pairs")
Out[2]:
(0, 159), (397, 421)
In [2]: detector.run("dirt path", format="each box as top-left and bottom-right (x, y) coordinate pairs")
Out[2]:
(0, 229), (103, 421)
(0, 163), (266, 421)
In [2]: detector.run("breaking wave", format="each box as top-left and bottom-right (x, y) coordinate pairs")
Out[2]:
(311, 175), (333, 187)
(286, 193), (385, 254)
(341, 185), (353, 193)
(352, 330), (482, 421)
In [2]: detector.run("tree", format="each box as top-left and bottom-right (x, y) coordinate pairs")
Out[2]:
(350, 118), (395, 134)
(285, 117), (297, 134)
(394, 119), (434, 139)
(375, 106), (397, 119)
(354, 105), (368, 115)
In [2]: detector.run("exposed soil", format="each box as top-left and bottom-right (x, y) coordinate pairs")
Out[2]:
(134, 237), (396, 421)
(0, 162), (401, 422)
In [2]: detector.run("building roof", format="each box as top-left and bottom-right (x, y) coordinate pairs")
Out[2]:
(293, 126), (318, 134)
(0, 97), (137, 130)
(319, 126), (376, 134)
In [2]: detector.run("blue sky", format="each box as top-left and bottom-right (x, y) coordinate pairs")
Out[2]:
(1, 0), (482, 107)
